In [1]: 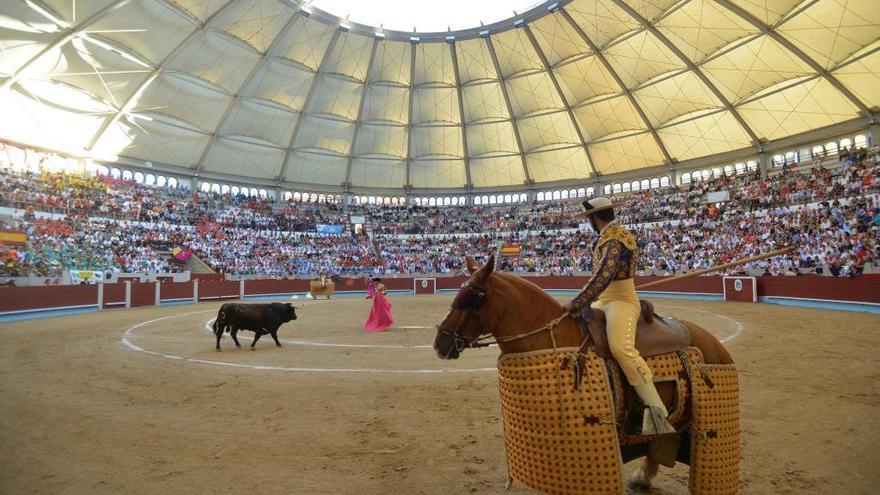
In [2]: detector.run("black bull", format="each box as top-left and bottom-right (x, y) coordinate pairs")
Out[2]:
(213, 303), (297, 351)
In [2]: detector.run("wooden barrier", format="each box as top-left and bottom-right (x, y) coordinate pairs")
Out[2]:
(0, 274), (877, 316)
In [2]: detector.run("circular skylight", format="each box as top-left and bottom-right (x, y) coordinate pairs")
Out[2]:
(309, 0), (543, 33)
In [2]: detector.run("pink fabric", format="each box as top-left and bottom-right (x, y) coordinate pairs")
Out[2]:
(364, 282), (394, 332)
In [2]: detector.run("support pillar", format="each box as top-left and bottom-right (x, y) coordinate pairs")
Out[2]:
(97, 282), (104, 310)
(239, 279), (245, 300)
(155, 282), (161, 306)
(193, 279), (199, 303)
(124, 281), (131, 309)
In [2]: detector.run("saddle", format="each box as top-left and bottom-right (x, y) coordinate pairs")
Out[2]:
(575, 300), (691, 360)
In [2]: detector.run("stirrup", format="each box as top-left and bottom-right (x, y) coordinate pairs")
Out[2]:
(641, 405), (676, 435)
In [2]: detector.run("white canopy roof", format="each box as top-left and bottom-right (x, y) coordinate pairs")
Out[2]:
(1, 0), (878, 191)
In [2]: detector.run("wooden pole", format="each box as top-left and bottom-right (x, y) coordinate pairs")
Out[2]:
(635, 246), (796, 290)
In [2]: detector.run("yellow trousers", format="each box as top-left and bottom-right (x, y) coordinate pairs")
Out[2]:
(591, 279), (653, 385)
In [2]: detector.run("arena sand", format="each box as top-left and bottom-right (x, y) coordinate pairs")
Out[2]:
(1, 295), (878, 494)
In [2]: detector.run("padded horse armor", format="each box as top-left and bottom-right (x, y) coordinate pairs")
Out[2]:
(575, 300), (692, 360)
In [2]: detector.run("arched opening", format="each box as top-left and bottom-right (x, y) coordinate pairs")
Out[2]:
(145, 173), (156, 186)
(156, 175), (167, 187)
(134, 172), (145, 184)
(650, 178), (660, 189)
(167, 177), (178, 188)
(855, 134), (868, 148)
(660, 176), (670, 187)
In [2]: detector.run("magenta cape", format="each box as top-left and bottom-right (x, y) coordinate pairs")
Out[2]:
(364, 284), (394, 331)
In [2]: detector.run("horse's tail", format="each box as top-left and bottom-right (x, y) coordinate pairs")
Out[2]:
(639, 300), (655, 324)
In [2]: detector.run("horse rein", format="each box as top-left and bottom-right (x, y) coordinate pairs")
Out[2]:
(437, 280), (573, 352)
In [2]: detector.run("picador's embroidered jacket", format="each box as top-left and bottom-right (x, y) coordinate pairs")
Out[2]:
(571, 221), (638, 308)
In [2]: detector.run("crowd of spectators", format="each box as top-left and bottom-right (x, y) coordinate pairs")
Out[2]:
(1, 149), (878, 279)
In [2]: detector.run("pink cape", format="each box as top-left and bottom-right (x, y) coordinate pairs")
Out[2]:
(364, 284), (394, 332)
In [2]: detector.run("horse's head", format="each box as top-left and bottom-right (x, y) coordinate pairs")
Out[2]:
(433, 255), (496, 360)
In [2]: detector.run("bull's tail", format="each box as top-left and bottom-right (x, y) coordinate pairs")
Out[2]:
(213, 311), (227, 335)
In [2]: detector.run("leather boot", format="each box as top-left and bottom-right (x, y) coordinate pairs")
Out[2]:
(633, 382), (676, 435)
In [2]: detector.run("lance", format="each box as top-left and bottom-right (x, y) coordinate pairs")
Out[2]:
(635, 246), (796, 290)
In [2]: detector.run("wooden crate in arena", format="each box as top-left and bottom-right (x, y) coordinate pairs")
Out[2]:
(414, 278), (436, 294)
(723, 276), (757, 302)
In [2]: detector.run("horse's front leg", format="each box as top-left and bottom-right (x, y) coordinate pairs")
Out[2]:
(628, 456), (660, 489)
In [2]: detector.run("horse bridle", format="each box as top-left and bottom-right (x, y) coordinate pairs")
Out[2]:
(437, 279), (575, 355)
(436, 280), (494, 353)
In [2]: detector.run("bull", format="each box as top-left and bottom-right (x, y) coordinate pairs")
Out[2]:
(213, 302), (297, 351)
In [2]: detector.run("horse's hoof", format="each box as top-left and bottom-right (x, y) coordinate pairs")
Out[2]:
(235, 345), (241, 349)
(276, 344), (282, 347)
(627, 468), (652, 490)
(250, 347), (255, 351)
(216, 348), (221, 352)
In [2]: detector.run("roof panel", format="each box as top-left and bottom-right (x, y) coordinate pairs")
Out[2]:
(219, 100), (296, 147)
(588, 131), (664, 173)
(411, 125), (463, 159)
(655, 0), (759, 64)
(603, 30), (687, 88)
(273, 15), (335, 70)
(465, 122), (520, 157)
(517, 111), (581, 152)
(553, 55), (620, 105)
(361, 84), (409, 124)
(726, 0), (804, 27)
(491, 28), (543, 77)
(133, 73), (231, 132)
(777, 0), (880, 70)
(307, 76), (364, 120)
(525, 146), (591, 182)
(212, 0), (293, 53)
(455, 38), (497, 84)
(368, 41), (411, 85)
(348, 158), (407, 188)
(505, 71), (566, 117)
(701, 35), (813, 103)
(203, 137), (283, 178)
(89, 0), (197, 66)
(241, 58), (313, 111)
(412, 86), (460, 125)
(167, 30), (260, 92)
(564, 0), (641, 49)
(409, 159), (466, 188)
(353, 124), (408, 158)
(468, 155), (525, 187)
(737, 78), (859, 141)
(165, 0), (231, 23)
(414, 42), (455, 85)
(461, 82), (509, 123)
(284, 151), (346, 185)
(634, 71), (722, 127)
(323, 31), (373, 81)
(833, 47), (880, 109)
(529, 13), (591, 66)
(658, 110), (752, 161)
(293, 116), (354, 154)
(573, 95), (645, 141)
(93, 116), (209, 168)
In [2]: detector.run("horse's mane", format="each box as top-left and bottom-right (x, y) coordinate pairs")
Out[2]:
(492, 271), (562, 309)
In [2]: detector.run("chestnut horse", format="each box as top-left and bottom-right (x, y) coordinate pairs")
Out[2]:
(433, 255), (734, 489)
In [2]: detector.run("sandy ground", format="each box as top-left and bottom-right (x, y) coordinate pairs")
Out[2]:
(1, 294), (878, 494)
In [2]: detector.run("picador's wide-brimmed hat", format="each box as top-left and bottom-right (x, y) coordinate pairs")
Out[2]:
(573, 197), (616, 218)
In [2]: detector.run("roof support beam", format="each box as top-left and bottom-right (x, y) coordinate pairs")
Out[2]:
(1, 0), (133, 92)
(194, 10), (302, 172)
(404, 41), (417, 189)
(559, 8), (674, 166)
(521, 24), (600, 178)
(87, 0), (238, 153)
(276, 28), (342, 182)
(608, 0), (761, 146)
(448, 41), (473, 190)
(484, 35), (532, 186)
(343, 37), (380, 189)
(713, 0), (871, 115)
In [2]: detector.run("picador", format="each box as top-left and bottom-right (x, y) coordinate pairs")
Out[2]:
(562, 197), (676, 435)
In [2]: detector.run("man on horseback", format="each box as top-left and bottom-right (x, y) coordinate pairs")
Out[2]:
(562, 197), (675, 435)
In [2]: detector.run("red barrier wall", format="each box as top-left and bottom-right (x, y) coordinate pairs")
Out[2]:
(160, 281), (194, 301)
(1, 274), (877, 315)
(103, 283), (126, 307)
(198, 280), (239, 301)
(130, 282), (156, 308)
(0, 285), (97, 312)
(244, 279), (309, 295)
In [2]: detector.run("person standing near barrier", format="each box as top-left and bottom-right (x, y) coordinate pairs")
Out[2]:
(562, 197), (675, 435)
